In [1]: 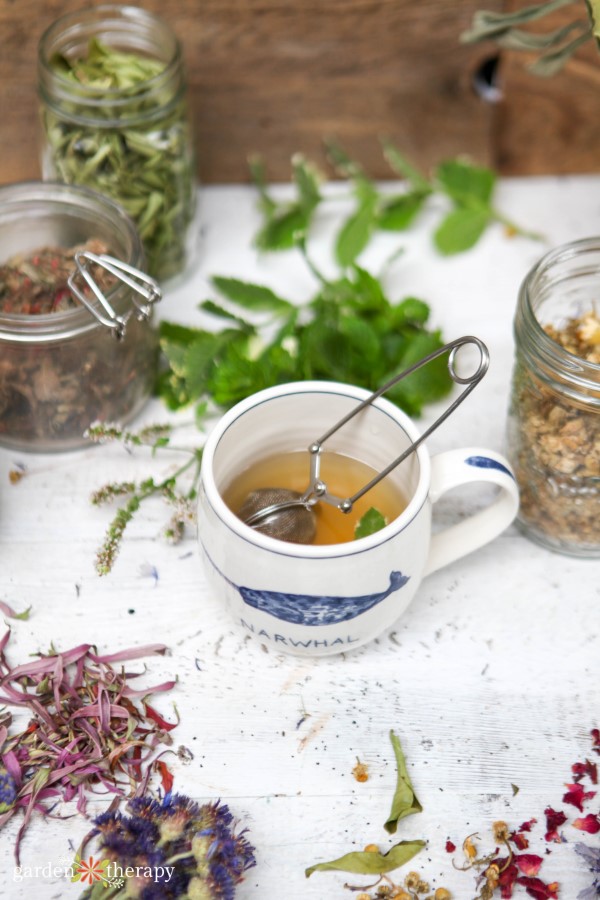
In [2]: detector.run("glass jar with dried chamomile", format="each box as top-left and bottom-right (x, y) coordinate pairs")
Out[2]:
(506, 238), (600, 557)
(38, 4), (198, 282)
(0, 182), (161, 453)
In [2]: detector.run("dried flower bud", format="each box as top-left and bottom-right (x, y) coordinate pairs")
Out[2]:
(463, 834), (478, 860)
(485, 863), (500, 887)
(434, 889), (452, 900)
(404, 871), (421, 889)
(364, 843), (380, 853)
(492, 820), (510, 842)
(416, 880), (430, 893)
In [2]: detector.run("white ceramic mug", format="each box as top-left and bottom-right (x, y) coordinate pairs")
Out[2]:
(197, 381), (519, 657)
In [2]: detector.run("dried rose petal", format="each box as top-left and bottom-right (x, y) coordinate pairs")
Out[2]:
(515, 853), (543, 876)
(445, 839), (456, 853)
(592, 728), (600, 756)
(544, 807), (567, 842)
(516, 876), (559, 899)
(572, 759), (598, 784)
(511, 831), (530, 850)
(497, 859), (519, 898)
(563, 782), (596, 812)
(572, 813), (600, 834)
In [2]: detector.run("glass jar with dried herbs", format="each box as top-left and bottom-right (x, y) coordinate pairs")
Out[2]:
(38, 4), (197, 282)
(0, 182), (160, 453)
(506, 238), (600, 558)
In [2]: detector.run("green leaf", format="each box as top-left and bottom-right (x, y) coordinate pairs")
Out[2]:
(384, 330), (452, 417)
(212, 276), (293, 313)
(381, 139), (431, 193)
(433, 206), (491, 255)
(291, 153), (322, 211)
(384, 730), (423, 834)
(305, 840), (425, 878)
(377, 192), (428, 231)
(355, 507), (387, 539)
(587, 0), (600, 42)
(392, 297), (431, 326)
(335, 188), (378, 268)
(435, 159), (496, 207)
(199, 299), (253, 328)
(460, 0), (578, 44)
(254, 205), (310, 251)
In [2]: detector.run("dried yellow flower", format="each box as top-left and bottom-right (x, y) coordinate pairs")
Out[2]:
(364, 843), (379, 853)
(463, 834), (478, 860)
(434, 889), (452, 900)
(404, 871), (421, 889)
(492, 820), (510, 842)
(353, 758), (369, 782)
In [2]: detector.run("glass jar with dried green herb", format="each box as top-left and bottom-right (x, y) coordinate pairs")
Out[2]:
(506, 238), (600, 558)
(0, 182), (161, 453)
(38, 4), (197, 282)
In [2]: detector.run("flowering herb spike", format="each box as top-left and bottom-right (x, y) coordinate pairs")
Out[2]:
(0, 631), (176, 861)
(87, 422), (202, 575)
(77, 792), (256, 899)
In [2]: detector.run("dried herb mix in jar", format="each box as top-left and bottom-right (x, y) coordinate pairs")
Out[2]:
(0, 239), (114, 315)
(507, 239), (600, 558)
(0, 181), (160, 453)
(38, 7), (197, 281)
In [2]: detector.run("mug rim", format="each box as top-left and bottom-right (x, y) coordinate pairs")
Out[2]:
(200, 380), (431, 558)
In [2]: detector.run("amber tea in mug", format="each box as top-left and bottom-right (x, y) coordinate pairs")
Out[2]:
(222, 449), (408, 544)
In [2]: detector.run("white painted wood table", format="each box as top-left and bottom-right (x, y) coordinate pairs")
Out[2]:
(0, 177), (598, 899)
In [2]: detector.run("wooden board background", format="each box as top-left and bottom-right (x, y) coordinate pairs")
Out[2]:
(0, 0), (598, 185)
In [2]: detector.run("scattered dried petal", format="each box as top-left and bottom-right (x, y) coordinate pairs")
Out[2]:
(572, 759), (598, 785)
(563, 782), (596, 812)
(445, 839), (456, 853)
(572, 813), (600, 834)
(544, 807), (567, 843)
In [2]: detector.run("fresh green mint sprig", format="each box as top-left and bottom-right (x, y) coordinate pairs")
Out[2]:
(251, 140), (537, 263)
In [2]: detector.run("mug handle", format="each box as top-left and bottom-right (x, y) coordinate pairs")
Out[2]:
(423, 448), (519, 577)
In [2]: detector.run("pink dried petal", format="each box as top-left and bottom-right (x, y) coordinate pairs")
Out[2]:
(515, 854), (543, 876)
(572, 813), (600, 834)
(544, 807), (567, 842)
(563, 782), (596, 812)
(572, 759), (598, 784)
(515, 876), (559, 899)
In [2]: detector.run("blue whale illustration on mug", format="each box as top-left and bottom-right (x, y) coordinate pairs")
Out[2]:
(236, 569), (410, 626)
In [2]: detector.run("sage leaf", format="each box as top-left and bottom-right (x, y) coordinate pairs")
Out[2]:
(211, 277), (293, 313)
(529, 28), (593, 75)
(588, 0), (600, 42)
(433, 207), (491, 255)
(305, 840), (425, 878)
(460, 0), (578, 44)
(384, 729), (423, 834)
(355, 507), (387, 539)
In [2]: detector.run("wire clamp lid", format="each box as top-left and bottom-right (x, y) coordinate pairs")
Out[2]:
(68, 251), (162, 340)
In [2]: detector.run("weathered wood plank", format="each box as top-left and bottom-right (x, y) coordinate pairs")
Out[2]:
(0, 0), (499, 185)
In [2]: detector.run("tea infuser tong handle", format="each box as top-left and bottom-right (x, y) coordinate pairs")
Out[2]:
(68, 251), (162, 339)
(243, 335), (489, 528)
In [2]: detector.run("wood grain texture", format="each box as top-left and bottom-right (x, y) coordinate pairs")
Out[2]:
(494, 2), (600, 175)
(0, 0), (499, 185)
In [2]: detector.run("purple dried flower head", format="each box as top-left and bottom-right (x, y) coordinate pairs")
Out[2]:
(0, 768), (17, 812)
(576, 842), (600, 899)
(86, 793), (255, 899)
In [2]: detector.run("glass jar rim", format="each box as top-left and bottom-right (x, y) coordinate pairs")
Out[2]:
(37, 4), (182, 103)
(519, 237), (600, 370)
(0, 180), (144, 342)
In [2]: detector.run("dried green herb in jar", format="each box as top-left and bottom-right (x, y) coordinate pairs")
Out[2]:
(38, 7), (197, 282)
